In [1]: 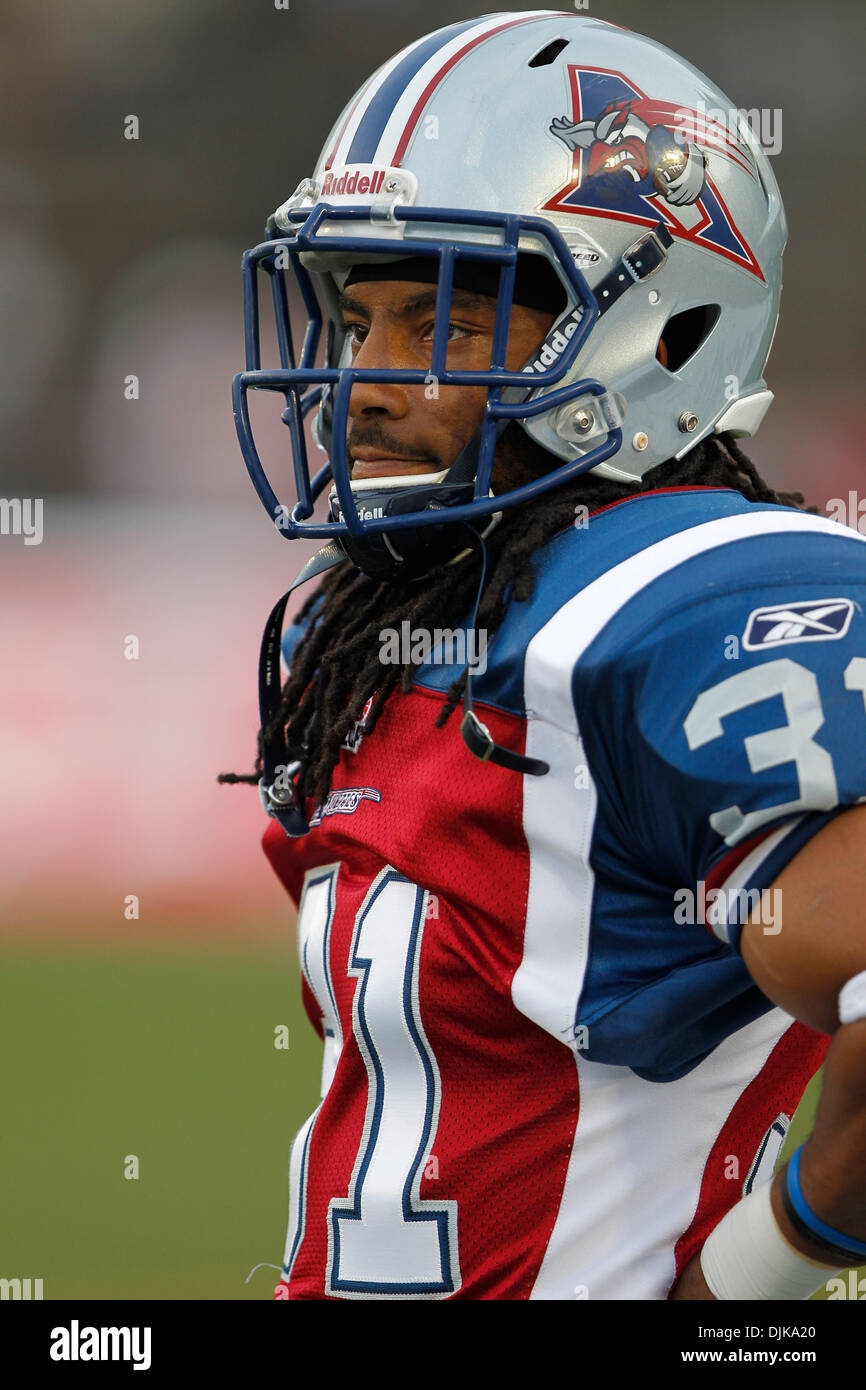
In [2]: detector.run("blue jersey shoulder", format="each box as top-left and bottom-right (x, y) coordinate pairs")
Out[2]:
(519, 488), (866, 1074)
(567, 495), (866, 932)
(417, 486), (759, 709)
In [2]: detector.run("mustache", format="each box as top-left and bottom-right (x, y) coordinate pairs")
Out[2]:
(347, 423), (438, 463)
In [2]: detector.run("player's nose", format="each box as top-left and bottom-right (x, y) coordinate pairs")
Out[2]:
(348, 324), (412, 420)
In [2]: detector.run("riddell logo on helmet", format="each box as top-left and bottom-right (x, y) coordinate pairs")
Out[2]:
(523, 307), (585, 375)
(321, 168), (388, 198)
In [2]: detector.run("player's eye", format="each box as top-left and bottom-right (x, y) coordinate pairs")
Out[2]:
(344, 322), (369, 351)
(342, 319), (472, 357)
(419, 321), (471, 343)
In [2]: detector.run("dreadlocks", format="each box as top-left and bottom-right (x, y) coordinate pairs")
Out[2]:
(220, 432), (813, 808)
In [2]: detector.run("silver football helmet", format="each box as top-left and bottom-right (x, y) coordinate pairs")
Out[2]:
(234, 11), (785, 570)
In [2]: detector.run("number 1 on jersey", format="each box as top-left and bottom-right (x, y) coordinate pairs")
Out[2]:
(324, 867), (460, 1298)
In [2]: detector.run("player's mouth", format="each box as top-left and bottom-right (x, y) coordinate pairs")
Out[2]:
(350, 448), (440, 479)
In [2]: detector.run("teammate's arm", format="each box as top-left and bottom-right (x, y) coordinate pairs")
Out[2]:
(672, 803), (866, 1299)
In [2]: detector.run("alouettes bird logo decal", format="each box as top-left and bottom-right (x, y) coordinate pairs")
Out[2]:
(544, 66), (763, 278)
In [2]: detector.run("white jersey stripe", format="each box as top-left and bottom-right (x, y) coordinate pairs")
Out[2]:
(513, 719), (598, 1044)
(530, 1009), (793, 1298)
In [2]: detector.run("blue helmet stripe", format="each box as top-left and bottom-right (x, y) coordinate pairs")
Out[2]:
(346, 17), (484, 165)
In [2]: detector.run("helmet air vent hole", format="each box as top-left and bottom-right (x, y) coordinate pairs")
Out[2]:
(528, 38), (569, 68)
(658, 304), (720, 372)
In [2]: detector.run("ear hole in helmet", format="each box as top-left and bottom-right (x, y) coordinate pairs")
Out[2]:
(528, 38), (569, 67)
(657, 304), (720, 371)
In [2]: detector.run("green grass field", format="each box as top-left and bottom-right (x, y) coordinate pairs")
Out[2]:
(0, 940), (860, 1299)
(0, 939), (321, 1300)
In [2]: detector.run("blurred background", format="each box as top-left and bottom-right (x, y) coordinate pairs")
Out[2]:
(0, 0), (863, 1299)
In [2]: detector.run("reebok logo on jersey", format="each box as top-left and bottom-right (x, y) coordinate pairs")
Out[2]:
(742, 598), (854, 650)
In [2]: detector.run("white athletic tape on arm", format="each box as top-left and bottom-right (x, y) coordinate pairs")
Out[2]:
(700, 1179), (844, 1301)
(839, 968), (866, 1025)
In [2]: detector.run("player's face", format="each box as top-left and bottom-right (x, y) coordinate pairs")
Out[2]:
(339, 280), (556, 485)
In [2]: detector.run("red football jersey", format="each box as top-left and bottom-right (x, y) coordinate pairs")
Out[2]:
(259, 493), (856, 1300)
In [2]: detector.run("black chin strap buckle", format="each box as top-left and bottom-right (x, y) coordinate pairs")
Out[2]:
(459, 699), (550, 777)
(593, 221), (673, 318)
(460, 709), (495, 763)
(259, 773), (310, 838)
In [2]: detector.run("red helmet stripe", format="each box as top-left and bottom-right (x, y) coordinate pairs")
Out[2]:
(391, 12), (560, 167)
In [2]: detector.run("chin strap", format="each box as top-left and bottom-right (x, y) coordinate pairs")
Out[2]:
(456, 525), (550, 777)
(258, 522), (549, 838)
(592, 222), (673, 317)
(258, 540), (345, 836)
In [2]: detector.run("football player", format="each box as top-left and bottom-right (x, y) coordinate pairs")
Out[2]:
(223, 13), (866, 1299)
